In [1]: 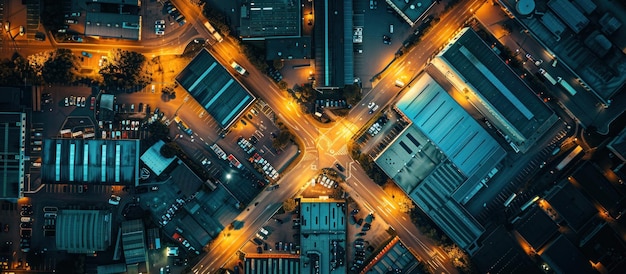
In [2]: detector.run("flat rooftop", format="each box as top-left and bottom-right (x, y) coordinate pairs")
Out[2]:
(499, 0), (626, 104)
(266, 37), (312, 60)
(376, 73), (505, 253)
(0, 112), (25, 200)
(244, 257), (300, 273)
(121, 219), (146, 264)
(472, 226), (541, 273)
(540, 235), (596, 274)
(56, 209), (113, 253)
(432, 27), (556, 150)
(514, 208), (558, 250)
(84, 12), (141, 40)
(239, 0), (301, 39)
(313, 0), (353, 87)
(393, 73), (506, 179)
(572, 162), (625, 217)
(360, 237), (422, 273)
(547, 182), (597, 232)
(299, 199), (347, 273)
(140, 140), (177, 176)
(40, 138), (140, 186)
(300, 199), (346, 232)
(385, 0), (434, 26)
(176, 49), (255, 128)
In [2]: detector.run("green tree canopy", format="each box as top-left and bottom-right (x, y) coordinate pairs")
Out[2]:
(42, 48), (78, 84)
(282, 199), (296, 212)
(160, 142), (178, 158)
(100, 49), (150, 91)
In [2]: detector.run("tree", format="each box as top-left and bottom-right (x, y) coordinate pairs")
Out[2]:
(100, 49), (150, 91)
(147, 121), (170, 144)
(277, 80), (288, 90)
(160, 142), (178, 158)
(272, 130), (293, 150)
(343, 84), (362, 106)
(282, 199), (296, 212)
(0, 58), (23, 86)
(42, 48), (78, 84)
(273, 59), (284, 70)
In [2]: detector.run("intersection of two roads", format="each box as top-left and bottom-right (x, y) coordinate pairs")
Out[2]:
(183, 0), (488, 273)
(2, 0), (488, 273)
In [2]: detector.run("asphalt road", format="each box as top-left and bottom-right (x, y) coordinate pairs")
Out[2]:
(2, 0), (501, 273)
(178, 0), (493, 273)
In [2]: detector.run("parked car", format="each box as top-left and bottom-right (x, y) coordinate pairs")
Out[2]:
(108, 195), (121, 205)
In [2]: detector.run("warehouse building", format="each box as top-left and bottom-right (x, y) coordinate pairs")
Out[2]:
(176, 49), (255, 129)
(40, 139), (140, 186)
(376, 73), (507, 254)
(431, 27), (559, 153)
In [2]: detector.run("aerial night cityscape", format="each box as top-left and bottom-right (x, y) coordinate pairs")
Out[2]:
(1, 0), (626, 273)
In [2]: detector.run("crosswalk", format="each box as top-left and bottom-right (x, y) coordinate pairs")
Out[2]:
(334, 144), (349, 156)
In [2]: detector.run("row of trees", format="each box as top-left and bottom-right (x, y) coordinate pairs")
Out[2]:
(100, 49), (151, 90)
(0, 48), (150, 91)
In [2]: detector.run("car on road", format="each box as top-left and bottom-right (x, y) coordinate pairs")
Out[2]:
(383, 35), (391, 45)
(19, 26), (24, 36)
(155, 19), (165, 25)
(65, 19), (78, 24)
(90, 96), (96, 109)
(64, 97), (69, 106)
(156, 30), (164, 36)
(231, 61), (247, 75)
(525, 53), (543, 66)
(71, 35), (83, 42)
(335, 163), (345, 172)
(81, 51), (92, 58)
(368, 104), (379, 114)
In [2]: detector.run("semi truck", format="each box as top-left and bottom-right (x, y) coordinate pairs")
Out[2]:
(538, 68), (557, 85)
(557, 77), (577, 96)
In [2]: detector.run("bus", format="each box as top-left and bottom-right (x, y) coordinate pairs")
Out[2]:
(203, 21), (223, 42)
(174, 116), (193, 135)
